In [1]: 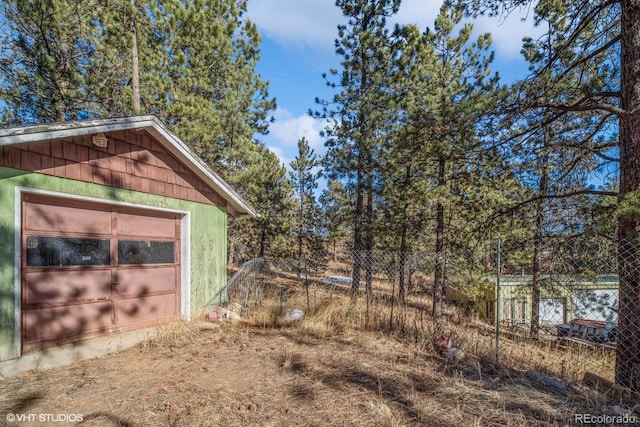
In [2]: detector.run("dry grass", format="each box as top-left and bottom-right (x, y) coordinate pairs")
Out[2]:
(240, 274), (618, 386)
(0, 270), (635, 426)
(250, 273), (636, 389)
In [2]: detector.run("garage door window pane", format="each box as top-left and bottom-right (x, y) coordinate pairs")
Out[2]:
(26, 236), (110, 267)
(118, 240), (175, 264)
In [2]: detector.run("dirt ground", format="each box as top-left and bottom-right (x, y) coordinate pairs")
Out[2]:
(0, 318), (629, 427)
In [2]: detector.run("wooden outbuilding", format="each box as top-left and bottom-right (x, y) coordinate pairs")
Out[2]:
(0, 116), (255, 361)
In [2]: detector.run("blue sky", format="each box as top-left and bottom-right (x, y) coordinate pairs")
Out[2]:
(245, 0), (545, 168)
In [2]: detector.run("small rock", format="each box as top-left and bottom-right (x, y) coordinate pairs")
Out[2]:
(525, 370), (570, 391)
(226, 310), (241, 321)
(205, 305), (228, 321)
(198, 322), (220, 331)
(284, 309), (304, 321)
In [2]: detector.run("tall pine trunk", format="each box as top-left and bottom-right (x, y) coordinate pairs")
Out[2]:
(398, 165), (412, 303)
(365, 173), (374, 298)
(259, 228), (266, 258)
(130, 0), (141, 113)
(399, 222), (407, 302)
(433, 157), (446, 317)
(352, 23), (370, 297)
(352, 161), (364, 296)
(55, 39), (72, 122)
(297, 184), (304, 280)
(531, 131), (549, 338)
(616, 0), (640, 393)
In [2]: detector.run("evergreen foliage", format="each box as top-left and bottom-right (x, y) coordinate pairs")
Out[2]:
(0, 0), (281, 258)
(0, 0), (103, 123)
(315, 0), (401, 296)
(290, 137), (325, 276)
(454, 0), (637, 392)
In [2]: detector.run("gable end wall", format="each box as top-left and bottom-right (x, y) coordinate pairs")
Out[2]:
(0, 130), (227, 207)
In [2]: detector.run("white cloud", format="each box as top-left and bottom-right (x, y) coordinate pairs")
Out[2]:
(472, 10), (545, 59)
(270, 108), (328, 153)
(393, 1), (440, 29)
(246, 0), (342, 51)
(261, 108), (329, 170)
(247, 0), (543, 60)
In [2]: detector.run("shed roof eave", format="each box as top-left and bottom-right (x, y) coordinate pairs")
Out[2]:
(0, 116), (257, 218)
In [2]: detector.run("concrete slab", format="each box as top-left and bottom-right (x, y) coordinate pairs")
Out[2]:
(0, 327), (156, 378)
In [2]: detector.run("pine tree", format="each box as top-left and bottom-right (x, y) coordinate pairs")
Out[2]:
(143, 0), (275, 181)
(316, 0), (401, 297)
(232, 146), (294, 260)
(90, 0), (160, 116)
(456, 0), (638, 391)
(405, 4), (500, 316)
(373, 23), (435, 303)
(507, 13), (618, 337)
(0, 0), (103, 123)
(0, 0), (275, 183)
(289, 137), (323, 279)
(319, 180), (351, 262)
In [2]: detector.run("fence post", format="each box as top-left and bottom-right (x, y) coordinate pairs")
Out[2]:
(389, 253), (397, 331)
(496, 238), (501, 366)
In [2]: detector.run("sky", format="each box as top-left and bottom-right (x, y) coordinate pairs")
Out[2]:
(245, 0), (545, 169)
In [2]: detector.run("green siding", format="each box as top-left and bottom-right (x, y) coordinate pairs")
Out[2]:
(494, 278), (619, 324)
(0, 167), (228, 360)
(448, 276), (620, 325)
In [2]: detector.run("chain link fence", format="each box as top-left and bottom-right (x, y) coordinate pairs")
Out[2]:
(225, 238), (640, 395)
(493, 238), (610, 389)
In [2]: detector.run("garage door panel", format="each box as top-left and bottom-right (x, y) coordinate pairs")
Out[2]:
(115, 267), (177, 296)
(23, 301), (113, 343)
(24, 270), (112, 304)
(24, 202), (112, 235)
(117, 294), (176, 325)
(22, 196), (180, 350)
(117, 212), (176, 239)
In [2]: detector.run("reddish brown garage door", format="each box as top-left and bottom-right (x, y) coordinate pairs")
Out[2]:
(21, 194), (180, 351)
